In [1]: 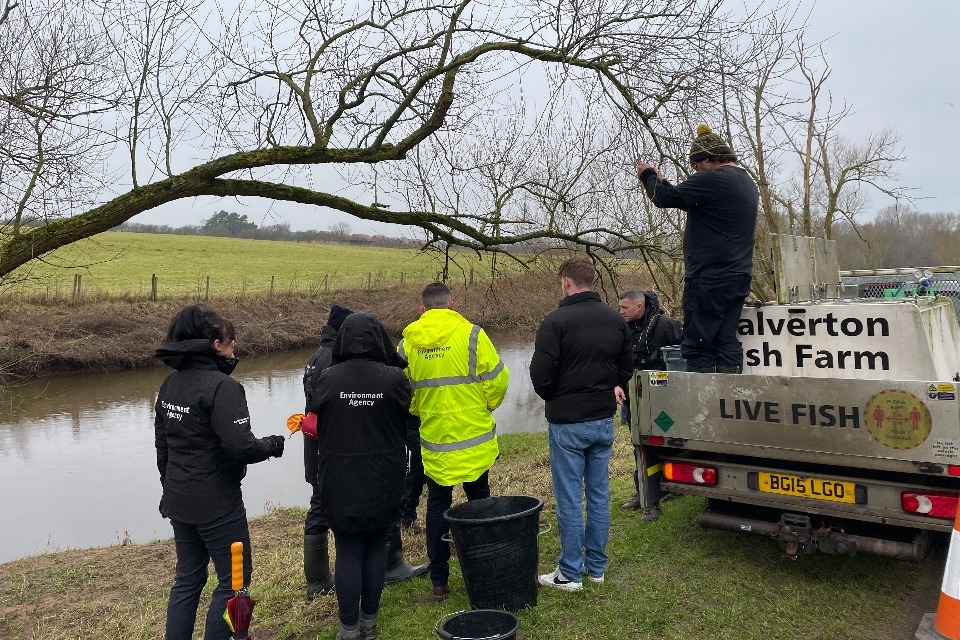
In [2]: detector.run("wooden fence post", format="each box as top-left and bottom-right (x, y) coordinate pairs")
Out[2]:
(73, 274), (81, 301)
(400, 271), (404, 288)
(270, 275), (275, 296)
(324, 274), (329, 295)
(151, 274), (158, 301)
(367, 272), (372, 291)
(205, 276), (210, 301)
(469, 267), (474, 285)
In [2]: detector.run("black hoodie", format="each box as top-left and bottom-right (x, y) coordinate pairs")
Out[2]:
(154, 339), (276, 524)
(627, 291), (683, 371)
(314, 313), (411, 534)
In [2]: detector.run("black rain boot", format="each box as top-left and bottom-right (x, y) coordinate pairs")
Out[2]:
(383, 522), (428, 585)
(304, 533), (335, 599)
(716, 364), (743, 374)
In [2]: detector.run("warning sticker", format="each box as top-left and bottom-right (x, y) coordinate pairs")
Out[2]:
(649, 371), (669, 387)
(654, 411), (675, 432)
(929, 383), (956, 401)
(863, 390), (932, 450)
(933, 438), (960, 460)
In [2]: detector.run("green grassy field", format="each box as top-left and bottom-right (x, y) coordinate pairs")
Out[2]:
(0, 430), (939, 640)
(1, 232), (499, 298)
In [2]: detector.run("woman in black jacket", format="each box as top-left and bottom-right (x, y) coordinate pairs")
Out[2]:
(314, 313), (411, 640)
(154, 305), (285, 640)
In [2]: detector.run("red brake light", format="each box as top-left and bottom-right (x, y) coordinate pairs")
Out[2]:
(648, 436), (665, 446)
(901, 491), (959, 519)
(663, 461), (718, 486)
(948, 466), (960, 477)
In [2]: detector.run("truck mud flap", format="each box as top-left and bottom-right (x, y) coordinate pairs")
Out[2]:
(698, 505), (931, 561)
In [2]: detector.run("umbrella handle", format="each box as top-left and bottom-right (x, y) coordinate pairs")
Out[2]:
(231, 542), (244, 592)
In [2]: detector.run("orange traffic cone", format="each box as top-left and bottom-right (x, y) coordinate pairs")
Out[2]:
(915, 505), (960, 639)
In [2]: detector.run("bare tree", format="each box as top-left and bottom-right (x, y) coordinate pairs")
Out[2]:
(327, 222), (352, 244)
(0, 0), (793, 281)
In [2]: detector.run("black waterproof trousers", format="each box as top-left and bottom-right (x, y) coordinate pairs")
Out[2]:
(681, 273), (752, 370)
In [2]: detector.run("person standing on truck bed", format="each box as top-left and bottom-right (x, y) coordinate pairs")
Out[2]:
(635, 124), (759, 374)
(616, 289), (682, 520)
(530, 257), (632, 591)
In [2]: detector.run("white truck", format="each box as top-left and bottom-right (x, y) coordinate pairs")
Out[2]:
(630, 235), (960, 560)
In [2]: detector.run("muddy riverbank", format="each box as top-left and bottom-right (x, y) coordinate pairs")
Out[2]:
(0, 271), (591, 380)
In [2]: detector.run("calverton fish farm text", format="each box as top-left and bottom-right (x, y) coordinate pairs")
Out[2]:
(738, 311), (890, 370)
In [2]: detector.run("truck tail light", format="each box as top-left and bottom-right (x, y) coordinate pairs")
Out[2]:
(648, 436), (665, 446)
(901, 491), (959, 520)
(664, 461), (717, 486)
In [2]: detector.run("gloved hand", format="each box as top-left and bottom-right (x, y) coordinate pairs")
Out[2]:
(266, 435), (285, 458)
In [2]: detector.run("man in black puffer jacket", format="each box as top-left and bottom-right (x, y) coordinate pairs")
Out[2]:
(530, 257), (632, 592)
(313, 312), (413, 640)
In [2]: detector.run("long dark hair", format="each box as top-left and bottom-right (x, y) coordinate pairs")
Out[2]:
(165, 305), (235, 345)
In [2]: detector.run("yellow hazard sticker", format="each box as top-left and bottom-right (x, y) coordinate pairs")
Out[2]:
(928, 383), (956, 401)
(649, 371), (668, 387)
(864, 390), (932, 450)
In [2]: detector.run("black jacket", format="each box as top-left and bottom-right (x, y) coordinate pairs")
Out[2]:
(530, 291), (632, 424)
(314, 313), (411, 534)
(154, 339), (276, 525)
(302, 324), (338, 485)
(628, 291), (683, 371)
(640, 165), (758, 278)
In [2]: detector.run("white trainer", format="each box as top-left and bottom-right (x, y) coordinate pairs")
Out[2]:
(538, 567), (582, 592)
(586, 573), (604, 583)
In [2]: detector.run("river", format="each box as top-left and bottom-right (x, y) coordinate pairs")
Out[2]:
(0, 338), (541, 564)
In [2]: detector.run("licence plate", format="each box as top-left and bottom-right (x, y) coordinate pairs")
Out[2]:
(754, 472), (860, 504)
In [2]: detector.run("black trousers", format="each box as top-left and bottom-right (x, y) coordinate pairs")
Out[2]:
(304, 482), (330, 535)
(333, 529), (389, 626)
(681, 273), (752, 370)
(425, 471), (491, 587)
(166, 504), (251, 640)
(401, 445), (427, 524)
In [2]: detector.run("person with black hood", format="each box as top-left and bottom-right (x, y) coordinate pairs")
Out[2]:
(616, 289), (682, 520)
(301, 305), (426, 601)
(300, 303), (352, 599)
(154, 305), (285, 640)
(312, 312), (412, 640)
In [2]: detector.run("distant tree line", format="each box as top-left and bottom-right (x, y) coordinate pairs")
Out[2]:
(111, 212), (422, 249)
(833, 208), (960, 270)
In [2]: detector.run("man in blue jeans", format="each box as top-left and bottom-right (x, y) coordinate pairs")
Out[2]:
(530, 257), (632, 591)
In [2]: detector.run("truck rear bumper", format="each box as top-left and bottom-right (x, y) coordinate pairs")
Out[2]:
(659, 454), (959, 532)
(697, 502), (931, 560)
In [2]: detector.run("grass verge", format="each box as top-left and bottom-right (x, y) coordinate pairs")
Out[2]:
(0, 430), (940, 640)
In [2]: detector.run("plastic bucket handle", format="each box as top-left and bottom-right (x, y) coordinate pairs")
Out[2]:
(441, 532), (453, 543)
(537, 522), (552, 536)
(435, 610), (518, 640)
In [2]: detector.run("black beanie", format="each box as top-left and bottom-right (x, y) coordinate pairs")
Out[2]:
(326, 304), (354, 331)
(689, 124), (734, 162)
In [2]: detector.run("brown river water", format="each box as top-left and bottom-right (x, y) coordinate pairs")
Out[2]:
(0, 338), (540, 564)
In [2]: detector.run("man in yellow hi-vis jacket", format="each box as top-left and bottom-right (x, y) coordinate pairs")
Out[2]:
(398, 282), (509, 602)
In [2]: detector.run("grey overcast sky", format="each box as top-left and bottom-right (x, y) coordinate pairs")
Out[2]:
(134, 0), (960, 235)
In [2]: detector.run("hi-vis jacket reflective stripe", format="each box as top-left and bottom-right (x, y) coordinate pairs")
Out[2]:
(399, 309), (509, 486)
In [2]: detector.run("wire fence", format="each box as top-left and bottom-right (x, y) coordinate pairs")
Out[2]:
(839, 267), (960, 322)
(0, 267), (498, 305)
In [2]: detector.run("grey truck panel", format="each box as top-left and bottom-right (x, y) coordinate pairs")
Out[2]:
(632, 371), (960, 473)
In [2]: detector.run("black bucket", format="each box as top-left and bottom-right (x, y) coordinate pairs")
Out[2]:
(443, 495), (545, 612)
(435, 609), (519, 640)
